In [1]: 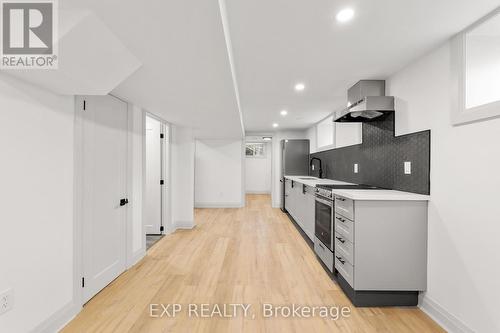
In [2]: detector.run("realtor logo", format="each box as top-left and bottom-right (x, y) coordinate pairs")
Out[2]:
(1, 0), (58, 69)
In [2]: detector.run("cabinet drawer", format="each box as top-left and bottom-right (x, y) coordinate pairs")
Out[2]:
(314, 238), (333, 272)
(335, 254), (354, 288)
(334, 232), (354, 265)
(335, 196), (354, 220)
(335, 213), (354, 243)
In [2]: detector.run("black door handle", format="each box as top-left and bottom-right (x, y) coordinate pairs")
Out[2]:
(120, 198), (129, 206)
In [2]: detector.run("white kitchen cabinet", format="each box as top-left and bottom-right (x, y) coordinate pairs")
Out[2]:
(302, 186), (316, 241)
(334, 194), (428, 306)
(284, 179), (315, 242)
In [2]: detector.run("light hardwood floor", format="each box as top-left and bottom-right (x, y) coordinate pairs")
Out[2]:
(62, 194), (443, 333)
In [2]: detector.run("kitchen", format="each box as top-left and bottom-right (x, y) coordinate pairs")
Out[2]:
(1, 1), (500, 333)
(280, 79), (430, 307)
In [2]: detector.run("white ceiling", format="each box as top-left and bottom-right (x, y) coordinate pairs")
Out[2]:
(61, 0), (244, 139)
(225, 0), (500, 132)
(61, 0), (500, 137)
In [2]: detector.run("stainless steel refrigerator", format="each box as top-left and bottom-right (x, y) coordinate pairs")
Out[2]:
(280, 139), (310, 211)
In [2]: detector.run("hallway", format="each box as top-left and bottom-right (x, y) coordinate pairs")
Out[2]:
(62, 195), (442, 332)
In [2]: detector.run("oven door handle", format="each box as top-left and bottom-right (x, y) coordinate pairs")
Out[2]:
(315, 197), (333, 207)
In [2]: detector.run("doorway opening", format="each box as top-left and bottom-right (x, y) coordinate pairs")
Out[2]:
(144, 114), (170, 250)
(245, 136), (273, 204)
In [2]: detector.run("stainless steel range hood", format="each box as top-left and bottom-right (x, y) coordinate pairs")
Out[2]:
(334, 80), (394, 123)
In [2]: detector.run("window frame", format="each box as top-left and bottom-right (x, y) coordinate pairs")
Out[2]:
(245, 142), (267, 158)
(451, 7), (500, 126)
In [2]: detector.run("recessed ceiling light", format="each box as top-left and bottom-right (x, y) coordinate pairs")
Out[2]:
(280, 110), (288, 116)
(272, 123), (279, 128)
(336, 8), (355, 23)
(294, 83), (305, 92)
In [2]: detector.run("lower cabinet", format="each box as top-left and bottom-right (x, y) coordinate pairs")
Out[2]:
(333, 194), (428, 307)
(284, 179), (315, 242)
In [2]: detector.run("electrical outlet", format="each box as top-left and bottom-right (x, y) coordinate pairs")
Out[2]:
(404, 161), (412, 175)
(354, 163), (359, 174)
(312, 165), (315, 171)
(0, 289), (13, 315)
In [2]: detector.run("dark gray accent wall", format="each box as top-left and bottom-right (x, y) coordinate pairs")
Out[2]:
(310, 114), (430, 195)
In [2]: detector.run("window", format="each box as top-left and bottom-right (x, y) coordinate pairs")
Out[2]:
(452, 8), (500, 125)
(245, 143), (266, 158)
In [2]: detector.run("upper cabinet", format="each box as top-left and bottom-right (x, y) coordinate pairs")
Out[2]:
(310, 115), (362, 153)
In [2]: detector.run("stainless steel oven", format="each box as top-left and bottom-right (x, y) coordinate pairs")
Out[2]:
(314, 187), (334, 271)
(315, 195), (333, 250)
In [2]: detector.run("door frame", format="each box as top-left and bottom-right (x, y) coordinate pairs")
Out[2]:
(144, 111), (172, 235)
(73, 94), (139, 310)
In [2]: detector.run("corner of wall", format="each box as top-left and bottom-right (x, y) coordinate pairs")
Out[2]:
(419, 295), (474, 333)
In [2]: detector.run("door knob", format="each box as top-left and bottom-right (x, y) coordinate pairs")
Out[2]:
(120, 198), (129, 206)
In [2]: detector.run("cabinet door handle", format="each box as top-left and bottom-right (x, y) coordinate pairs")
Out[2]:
(336, 256), (345, 264)
(337, 197), (346, 202)
(318, 243), (325, 250)
(336, 216), (346, 223)
(336, 236), (345, 244)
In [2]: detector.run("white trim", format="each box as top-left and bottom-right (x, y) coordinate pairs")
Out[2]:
(129, 249), (146, 268)
(194, 202), (244, 208)
(419, 296), (474, 333)
(72, 96), (84, 312)
(241, 140), (246, 207)
(31, 301), (80, 333)
(451, 7), (500, 126)
(174, 221), (196, 230)
(246, 191), (271, 194)
(217, 0), (245, 137)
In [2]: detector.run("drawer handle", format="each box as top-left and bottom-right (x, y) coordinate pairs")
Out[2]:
(336, 236), (345, 244)
(336, 256), (346, 264)
(337, 197), (346, 202)
(318, 243), (325, 250)
(336, 216), (346, 223)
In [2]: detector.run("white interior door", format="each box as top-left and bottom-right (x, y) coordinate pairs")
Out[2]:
(145, 116), (162, 234)
(80, 95), (128, 303)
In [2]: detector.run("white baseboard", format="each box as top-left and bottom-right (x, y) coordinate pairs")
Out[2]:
(32, 301), (80, 333)
(174, 220), (195, 230)
(419, 295), (473, 333)
(128, 248), (146, 268)
(245, 191), (271, 195)
(194, 202), (244, 208)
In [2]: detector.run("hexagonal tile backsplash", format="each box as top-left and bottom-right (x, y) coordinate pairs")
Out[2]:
(310, 113), (430, 195)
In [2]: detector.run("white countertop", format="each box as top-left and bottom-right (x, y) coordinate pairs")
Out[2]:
(284, 175), (355, 187)
(284, 175), (430, 201)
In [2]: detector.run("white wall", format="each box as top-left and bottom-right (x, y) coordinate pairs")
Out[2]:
(195, 139), (244, 208)
(0, 74), (75, 333)
(387, 42), (500, 333)
(245, 141), (272, 194)
(170, 126), (195, 228)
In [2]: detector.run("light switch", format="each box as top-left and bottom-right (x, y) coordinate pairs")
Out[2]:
(404, 161), (412, 175)
(312, 165), (315, 171)
(354, 163), (359, 174)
